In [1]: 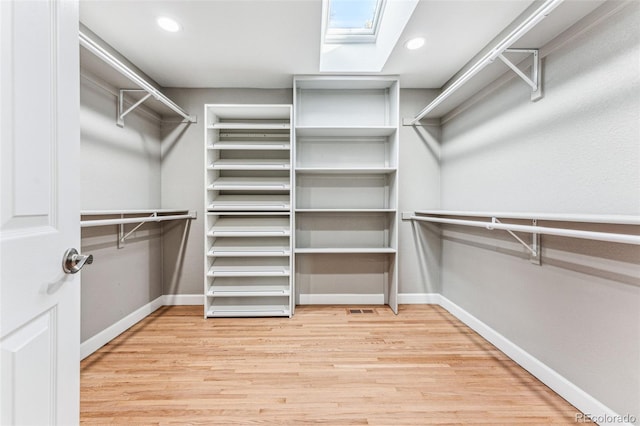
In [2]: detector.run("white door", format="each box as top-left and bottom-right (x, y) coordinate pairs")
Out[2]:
(1, 0), (81, 424)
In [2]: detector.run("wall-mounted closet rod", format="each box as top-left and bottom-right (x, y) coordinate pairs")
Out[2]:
(408, 0), (563, 125)
(79, 30), (196, 124)
(406, 214), (640, 246)
(414, 210), (640, 226)
(81, 212), (196, 228)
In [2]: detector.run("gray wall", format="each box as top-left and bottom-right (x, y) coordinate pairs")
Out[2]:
(398, 89), (442, 295)
(437, 2), (640, 418)
(80, 75), (164, 341)
(160, 89), (292, 297)
(159, 88), (445, 298)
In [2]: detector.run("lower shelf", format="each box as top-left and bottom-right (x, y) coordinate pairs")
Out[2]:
(208, 195), (291, 211)
(206, 305), (291, 317)
(207, 265), (291, 277)
(208, 246), (291, 257)
(207, 284), (291, 297)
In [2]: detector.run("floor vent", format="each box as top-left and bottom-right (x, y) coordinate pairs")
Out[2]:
(348, 309), (375, 314)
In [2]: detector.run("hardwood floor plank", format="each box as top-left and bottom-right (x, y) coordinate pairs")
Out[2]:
(81, 305), (589, 424)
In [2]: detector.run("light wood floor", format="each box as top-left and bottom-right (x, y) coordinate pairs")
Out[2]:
(81, 305), (586, 425)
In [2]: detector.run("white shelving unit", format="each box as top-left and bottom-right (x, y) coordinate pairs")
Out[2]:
(293, 76), (400, 313)
(204, 104), (293, 318)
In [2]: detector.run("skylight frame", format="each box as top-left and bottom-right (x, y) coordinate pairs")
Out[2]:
(324, 0), (387, 44)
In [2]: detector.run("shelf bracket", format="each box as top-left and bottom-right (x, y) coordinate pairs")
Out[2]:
(490, 218), (541, 265)
(118, 212), (157, 249)
(498, 49), (543, 102)
(117, 89), (152, 127)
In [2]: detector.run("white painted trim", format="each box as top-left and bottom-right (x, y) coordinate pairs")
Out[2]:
(162, 294), (204, 306)
(437, 296), (631, 426)
(80, 296), (164, 360)
(298, 294), (384, 305)
(397, 293), (441, 304)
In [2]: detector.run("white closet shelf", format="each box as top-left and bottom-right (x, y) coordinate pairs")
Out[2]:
(295, 126), (397, 137)
(413, 210), (640, 225)
(207, 246), (291, 257)
(295, 208), (395, 213)
(208, 159), (290, 170)
(80, 209), (196, 228)
(79, 31), (196, 127)
(206, 305), (291, 317)
(208, 123), (290, 130)
(207, 226), (291, 237)
(207, 285), (291, 297)
(81, 209), (191, 215)
(405, 211), (640, 249)
(408, 0), (563, 123)
(208, 177), (290, 191)
(208, 195), (291, 211)
(295, 167), (396, 175)
(208, 141), (291, 150)
(295, 248), (396, 254)
(207, 266), (291, 277)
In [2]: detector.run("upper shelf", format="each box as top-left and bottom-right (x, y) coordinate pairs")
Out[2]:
(208, 123), (290, 130)
(406, 0), (610, 122)
(413, 210), (640, 226)
(79, 30), (196, 127)
(80, 209), (196, 228)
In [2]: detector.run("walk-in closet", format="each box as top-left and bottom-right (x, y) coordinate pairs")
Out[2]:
(1, 0), (638, 424)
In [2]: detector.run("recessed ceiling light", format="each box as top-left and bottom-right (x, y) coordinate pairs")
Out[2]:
(405, 37), (425, 50)
(157, 16), (181, 33)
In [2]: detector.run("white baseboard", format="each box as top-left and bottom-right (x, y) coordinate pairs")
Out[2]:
(81, 294), (203, 360)
(397, 293), (441, 304)
(80, 295), (164, 360)
(437, 296), (630, 426)
(298, 294), (384, 305)
(162, 294), (203, 305)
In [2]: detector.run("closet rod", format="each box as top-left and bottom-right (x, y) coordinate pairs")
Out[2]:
(79, 30), (196, 124)
(81, 212), (196, 228)
(414, 210), (640, 226)
(406, 214), (640, 246)
(408, 0), (563, 125)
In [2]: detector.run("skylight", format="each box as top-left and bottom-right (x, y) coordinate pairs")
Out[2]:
(319, 0), (419, 72)
(325, 0), (385, 44)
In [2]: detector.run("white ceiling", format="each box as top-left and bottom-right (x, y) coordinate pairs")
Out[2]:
(79, 0), (606, 89)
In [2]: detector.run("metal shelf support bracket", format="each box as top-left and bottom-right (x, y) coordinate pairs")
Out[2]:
(490, 217), (541, 265)
(118, 212), (157, 248)
(498, 49), (543, 101)
(117, 89), (151, 127)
